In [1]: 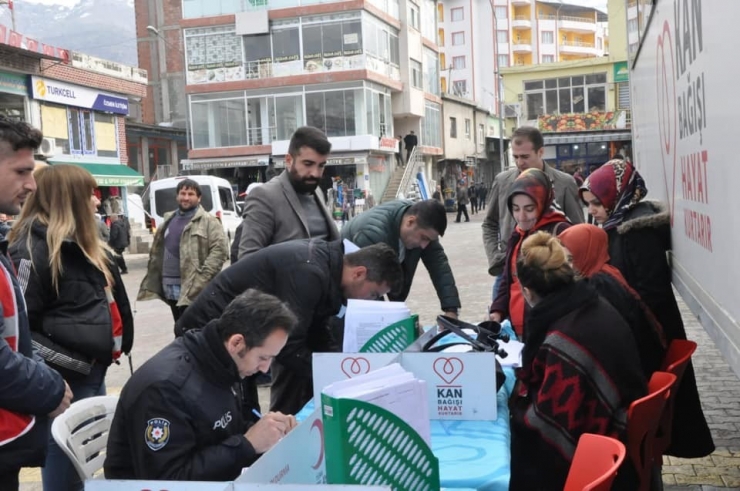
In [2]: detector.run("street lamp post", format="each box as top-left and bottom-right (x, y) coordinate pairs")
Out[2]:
(489, 0), (505, 171)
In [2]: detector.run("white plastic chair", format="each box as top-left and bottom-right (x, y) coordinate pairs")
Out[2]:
(50, 395), (119, 480)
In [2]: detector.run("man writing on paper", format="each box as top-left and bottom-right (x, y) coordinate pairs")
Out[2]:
(104, 290), (298, 481)
(176, 239), (402, 416)
(341, 199), (461, 319)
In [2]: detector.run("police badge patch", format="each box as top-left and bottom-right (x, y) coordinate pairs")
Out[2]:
(145, 418), (170, 451)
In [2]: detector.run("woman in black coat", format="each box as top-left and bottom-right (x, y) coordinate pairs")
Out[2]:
(509, 231), (646, 490)
(580, 159), (714, 458)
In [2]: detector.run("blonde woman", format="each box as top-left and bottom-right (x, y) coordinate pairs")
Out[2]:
(8, 164), (133, 491)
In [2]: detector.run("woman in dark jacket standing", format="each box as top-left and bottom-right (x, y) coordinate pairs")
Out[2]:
(559, 223), (666, 378)
(509, 232), (646, 490)
(580, 159), (714, 458)
(8, 164), (134, 491)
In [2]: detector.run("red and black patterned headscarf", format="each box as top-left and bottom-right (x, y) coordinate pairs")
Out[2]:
(580, 159), (647, 230)
(507, 168), (557, 220)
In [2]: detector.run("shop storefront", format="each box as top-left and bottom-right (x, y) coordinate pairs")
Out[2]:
(181, 155), (271, 195)
(543, 131), (632, 176)
(30, 76), (145, 217)
(0, 71), (29, 121)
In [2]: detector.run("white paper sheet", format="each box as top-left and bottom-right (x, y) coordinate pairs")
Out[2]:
(342, 299), (410, 352)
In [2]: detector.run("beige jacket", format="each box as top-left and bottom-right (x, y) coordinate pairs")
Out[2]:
(138, 205), (228, 306)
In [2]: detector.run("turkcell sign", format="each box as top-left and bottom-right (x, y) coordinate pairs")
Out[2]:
(29, 76), (128, 115)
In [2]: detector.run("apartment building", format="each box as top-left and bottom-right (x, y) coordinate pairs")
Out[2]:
(437, 0), (607, 108)
(499, 0), (631, 176)
(136, 0), (443, 201)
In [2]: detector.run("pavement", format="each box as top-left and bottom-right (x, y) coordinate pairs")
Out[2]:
(19, 209), (740, 490)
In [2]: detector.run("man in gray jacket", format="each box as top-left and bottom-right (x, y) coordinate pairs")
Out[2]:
(482, 126), (583, 288)
(237, 127), (340, 259)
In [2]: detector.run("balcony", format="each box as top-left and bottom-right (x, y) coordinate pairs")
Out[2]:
(559, 41), (598, 56)
(512, 43), (533, 53)
(558, 15), (598, 33)
(511, 0), (531, 5)
(511, 15), (532, 30)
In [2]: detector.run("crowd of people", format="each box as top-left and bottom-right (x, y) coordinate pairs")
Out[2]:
(0, 117), (714, 491)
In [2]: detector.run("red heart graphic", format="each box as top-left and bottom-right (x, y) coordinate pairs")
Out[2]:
(433, 357), (464, 384)
(656, 19), (677, 227)
(340, 357), (371, 378)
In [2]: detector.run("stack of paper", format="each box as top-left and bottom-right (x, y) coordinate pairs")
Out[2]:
(342, 299), (411, 353)
(322, 363), (430, 445)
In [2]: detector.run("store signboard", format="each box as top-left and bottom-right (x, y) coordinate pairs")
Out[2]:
(29, 76), (128, 115)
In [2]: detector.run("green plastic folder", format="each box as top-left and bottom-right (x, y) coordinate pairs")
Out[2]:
(321, 395), (440, 490)
(359, 315), (419, 353)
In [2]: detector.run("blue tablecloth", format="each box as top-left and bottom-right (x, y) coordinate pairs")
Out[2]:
(301, 320), (517, 491)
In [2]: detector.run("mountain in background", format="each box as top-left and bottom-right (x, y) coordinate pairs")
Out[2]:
(0, 0), (137, 67)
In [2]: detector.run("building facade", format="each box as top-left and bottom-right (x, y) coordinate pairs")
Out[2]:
(437, 0), (607, 110)
(136, 0), (443, 203)
(499, 0), (631, 177)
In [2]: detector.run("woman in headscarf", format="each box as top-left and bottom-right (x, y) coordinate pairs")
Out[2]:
(489, 168), (570, 337)
(509, 231), (645, 491)
(580, 159), (714, 458)
(559, 224), (666, 377)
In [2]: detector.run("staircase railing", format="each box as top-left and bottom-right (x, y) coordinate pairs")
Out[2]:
(396, 146), (424, 200)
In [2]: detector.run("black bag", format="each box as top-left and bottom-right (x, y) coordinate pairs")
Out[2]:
(423, 315), (508, 393)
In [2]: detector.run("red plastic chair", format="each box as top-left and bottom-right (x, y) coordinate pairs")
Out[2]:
(654, 339), (697, 462)
(627, 371), (676, 491)
(564, 433), (627, 491)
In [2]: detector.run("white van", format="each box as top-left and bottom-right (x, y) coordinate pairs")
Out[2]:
(142, 175), (241, 240)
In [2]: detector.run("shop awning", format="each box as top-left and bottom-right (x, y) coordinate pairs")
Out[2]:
(543, 131), (633, 145)
(48, 161), (145, 187)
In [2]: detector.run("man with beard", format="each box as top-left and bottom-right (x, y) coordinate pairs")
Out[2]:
(236, 126), (339, 260)
(139, 179), (228, 321)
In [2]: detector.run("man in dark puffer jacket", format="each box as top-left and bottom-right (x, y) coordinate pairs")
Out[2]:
(341, 199), (461, 318)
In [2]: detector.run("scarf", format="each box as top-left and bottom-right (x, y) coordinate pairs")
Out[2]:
(580, 159), (647, 230)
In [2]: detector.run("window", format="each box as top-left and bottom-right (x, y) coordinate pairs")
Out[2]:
(497, 30), (508, 43)
(542, 31), (554, 44)
(421, 0), (436, 41)
(494, 6), (507, 19)
(543, 55), (555, 63)
(410, 59), (423, 88)
(272, 26), (300, 63)
(523, 73), (607, 119)
(41, 103), (117, 157)
(451, 7), (464, 21)
(617, 82), (630, 109)
(409, 3), (420, 30)
(464, 118), (471, 139)
(364, 15), (400, 66)
(438, 28), (445, 46)
(185, 26), (243, 85)
(452, 80), (467, 96)
(451, 32), (465, 46)
(478, 123), (485, 145)
(452, 56), (465, 69)
(302, 17), (363, 62)
(449, 117), (457, 138)
(437, 3), (443, 21)
(598, 37), (603, 50)
(423, 47), (440, 95)
(305, 89), (360, 137)
(423, 101), (442, 147)
(68, 108), (95, 155)
(497, 54), (509, 67)
(191, 92), (247, 148)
